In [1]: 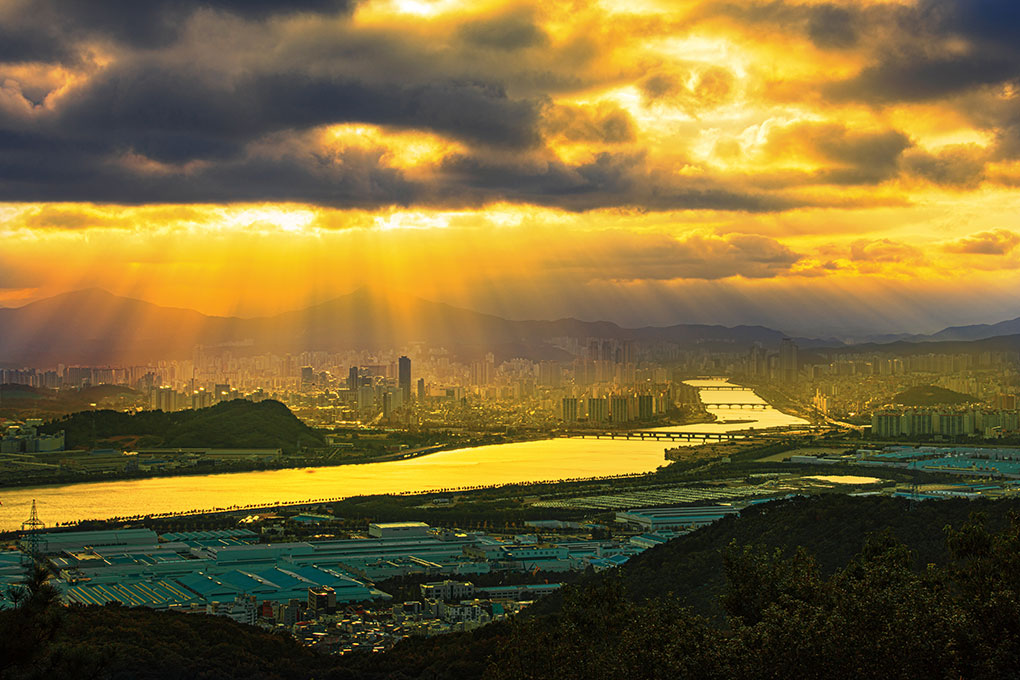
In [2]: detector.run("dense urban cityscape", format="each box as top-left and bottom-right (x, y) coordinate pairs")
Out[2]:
(4, 304), (1020, 670)
(5, 0), (1020, 676)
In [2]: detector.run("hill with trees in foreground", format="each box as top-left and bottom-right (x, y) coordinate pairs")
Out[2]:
(39, 399), (324, 453)
(891, 384), (976, 407)
(7, 495), (1020, 679)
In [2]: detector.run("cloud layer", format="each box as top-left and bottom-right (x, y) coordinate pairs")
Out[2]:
(1, 0), (1016, 210)
(2, 1), (1020, 332)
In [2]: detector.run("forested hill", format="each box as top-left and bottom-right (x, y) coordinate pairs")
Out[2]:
(529, 494), (1020, 619)
(891, 384), (976, 406)
(11, 495), (1020, 679)
(39, 399), (323, 453)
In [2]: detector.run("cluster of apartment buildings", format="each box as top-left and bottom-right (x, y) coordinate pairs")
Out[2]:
(870, 408), (1020, 438)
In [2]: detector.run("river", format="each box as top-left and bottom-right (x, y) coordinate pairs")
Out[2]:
(0, 380), (807, 530)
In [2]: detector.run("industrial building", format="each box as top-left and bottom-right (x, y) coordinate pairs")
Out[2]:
(615, 505), (741, 532)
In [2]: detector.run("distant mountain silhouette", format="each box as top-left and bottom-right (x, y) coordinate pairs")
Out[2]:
(858, 315), (1020, 345)
(823, 333), (1020, 356)
(926, 316), (1020, 342)
(0, 288), (833, 364)
(0, 288), (242, 365)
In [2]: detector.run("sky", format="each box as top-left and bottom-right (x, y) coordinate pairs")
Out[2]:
(1, 0), (1020, 336)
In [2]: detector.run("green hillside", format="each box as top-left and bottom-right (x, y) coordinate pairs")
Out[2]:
(891, 384), (975, 406)
(39, 399), (323, 453)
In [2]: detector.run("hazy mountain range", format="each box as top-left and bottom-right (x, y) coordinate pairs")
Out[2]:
(1, 288), (1019, 365)
(862, 317), (1020, 345)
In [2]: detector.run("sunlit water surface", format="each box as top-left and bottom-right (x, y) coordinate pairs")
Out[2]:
(0, 380), (807, 529)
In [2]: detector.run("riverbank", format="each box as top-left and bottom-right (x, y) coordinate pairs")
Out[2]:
(732, 381), (822, 423)
(7, 434), (940, 538)
(0, 431), (551, 492)
(0, 380), (806, 530)
(0, 411), (717, 492)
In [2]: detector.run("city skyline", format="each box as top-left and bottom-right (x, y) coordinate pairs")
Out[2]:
(1, 0), (1020, 335)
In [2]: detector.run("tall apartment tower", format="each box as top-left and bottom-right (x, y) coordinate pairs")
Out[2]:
(398, 356), (411, 403)
(779, 338), (799, 383)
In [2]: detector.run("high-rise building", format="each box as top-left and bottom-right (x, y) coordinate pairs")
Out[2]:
(470, 354), (494, 386)
(417, 377), (426, 400)
(561, 397), (579, 422)
(538, 361), (561, 387)
(779, 338), (798, 383)
(610, 396), (631, 423)
(638, 395), (654, 420)
(347, 366), (359, 391)
(152, 386), (177, 412)
(748, 344), (767, 377)
(398, 356), (411, 403)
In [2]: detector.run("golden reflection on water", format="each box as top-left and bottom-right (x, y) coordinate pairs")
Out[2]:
(0, 380), (807, 529)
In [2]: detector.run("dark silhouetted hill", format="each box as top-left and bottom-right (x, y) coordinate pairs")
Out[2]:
(40, 399), (323, 453)
(891, 385), (976, 407)
(530, 494), (1020, 619)
(12, 495), (1020, 679)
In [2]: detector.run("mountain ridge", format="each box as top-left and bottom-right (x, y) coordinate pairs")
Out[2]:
(5, 288), (1020, 365)
(0, 288), (833, 364)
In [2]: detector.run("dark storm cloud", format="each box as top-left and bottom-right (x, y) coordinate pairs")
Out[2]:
(923, 0), (1020, 49)
(0, 129), (788, 212)
(764, 122), (911, 186)
(639, 66), (735, 111)
(0, 23), (74, 64)
(902, 146), (988, 188)
(250, 75), (544, 149)
(51, 63), (544, 164)
(702, 2), (868, 50)
(543, 104), (635, 144)
(809, 0), (1020, 161)
(823, 0), (1020, 102)
(438, 152), (788, 212)
(806, 5), (857, 49)
(0, 135), (421, 207)
(830, 56), (1018, 103)
(0, 0), (948, 211)
(710, 1), (1020, 107)
(36, 0), (355, 48)
(0, 11), (782, 215)
(457, 7), (549, 51)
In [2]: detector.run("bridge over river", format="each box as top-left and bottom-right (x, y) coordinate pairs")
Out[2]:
(0, 378), (812, 530)
(709, 402), (769, 409)
(565, 425), (813, 442)
(567, 430), (748, 441)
